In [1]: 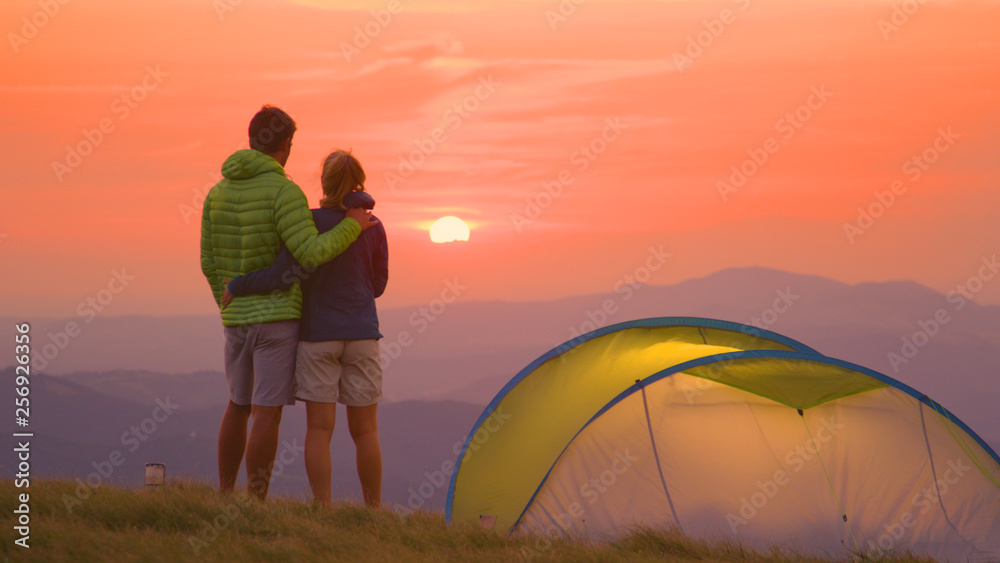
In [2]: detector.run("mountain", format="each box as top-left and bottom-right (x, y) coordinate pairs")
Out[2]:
(2, 267), (998, 451)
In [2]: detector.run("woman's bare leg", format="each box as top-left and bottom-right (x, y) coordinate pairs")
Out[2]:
(304, 401), (337, 506)
(347, 404), (382, 507)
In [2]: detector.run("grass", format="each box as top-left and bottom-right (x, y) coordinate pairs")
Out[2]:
(0, 479), (936, 562)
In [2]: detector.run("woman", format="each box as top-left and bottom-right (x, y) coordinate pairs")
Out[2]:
(223, 149), (388, 507)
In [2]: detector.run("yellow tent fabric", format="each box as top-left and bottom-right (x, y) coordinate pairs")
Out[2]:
(447, 319), (813, 535)
(446, 318), (1000, 562)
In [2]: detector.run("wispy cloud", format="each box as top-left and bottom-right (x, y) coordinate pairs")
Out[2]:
(282, 0), (515, 13)
(0, 85), (131, 94)
(146, 140), (204, 157)
(259, 68), (338, 81)
(348, 57), (414, 79)
(382, 33), (464, 56)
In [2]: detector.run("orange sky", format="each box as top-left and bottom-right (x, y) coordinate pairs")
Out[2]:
(2, 0), (999, 317)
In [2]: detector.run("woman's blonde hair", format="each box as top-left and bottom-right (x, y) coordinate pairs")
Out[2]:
(319, 149), (365, 209)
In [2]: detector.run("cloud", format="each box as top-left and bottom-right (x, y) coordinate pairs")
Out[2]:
(145, 140), (204, 157)
(349, 57), (415, 79)
(281, 0), (518, 13)
(0, 85), (130, 94)
(382, 33), (465, 56)
(258, 68), (337, 81)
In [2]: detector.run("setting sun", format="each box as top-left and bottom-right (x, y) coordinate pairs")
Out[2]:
(429, 216), (470, 243)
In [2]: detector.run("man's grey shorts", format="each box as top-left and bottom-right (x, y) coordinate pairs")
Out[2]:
(223, 320), (299, 407)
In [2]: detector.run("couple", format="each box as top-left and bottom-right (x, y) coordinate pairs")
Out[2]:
(200, 105), (387, 508)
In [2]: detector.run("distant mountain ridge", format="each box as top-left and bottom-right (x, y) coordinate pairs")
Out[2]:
(2, 267), (998, 452)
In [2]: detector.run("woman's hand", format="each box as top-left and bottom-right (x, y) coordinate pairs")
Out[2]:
(346, 207), (379, 231)
(220, 280), (234, 310)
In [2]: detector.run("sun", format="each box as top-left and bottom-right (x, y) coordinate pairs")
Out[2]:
(429, 216), (470, 243)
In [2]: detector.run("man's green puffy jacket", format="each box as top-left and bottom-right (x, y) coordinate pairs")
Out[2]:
(200, 149), (360, 327)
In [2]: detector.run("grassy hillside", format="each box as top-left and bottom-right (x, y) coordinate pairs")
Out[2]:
(0, 479), (933, 562)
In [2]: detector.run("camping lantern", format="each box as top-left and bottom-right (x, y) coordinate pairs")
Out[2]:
(145, 463), (166, 487)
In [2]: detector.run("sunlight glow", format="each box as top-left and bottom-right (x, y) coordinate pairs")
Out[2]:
(429, 216), (471, 243)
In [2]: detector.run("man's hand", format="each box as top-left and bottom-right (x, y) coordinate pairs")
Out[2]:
(220, 280), (234, 310)
(346, 207), (379, 231)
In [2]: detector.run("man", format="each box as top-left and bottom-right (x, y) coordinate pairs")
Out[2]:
(200, 105), (377, 500)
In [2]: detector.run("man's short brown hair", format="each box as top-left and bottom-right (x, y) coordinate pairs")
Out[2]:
(248, 105), (297, 153)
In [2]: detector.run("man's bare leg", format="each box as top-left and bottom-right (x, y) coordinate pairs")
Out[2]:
(218, 401), (252, 493)
(347, 404), (381, 508)
(304, 401), (337, 506)
(245, 405), (283, 500)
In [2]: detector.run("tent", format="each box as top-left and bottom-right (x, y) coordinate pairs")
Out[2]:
(446, 318), (1000, 561)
